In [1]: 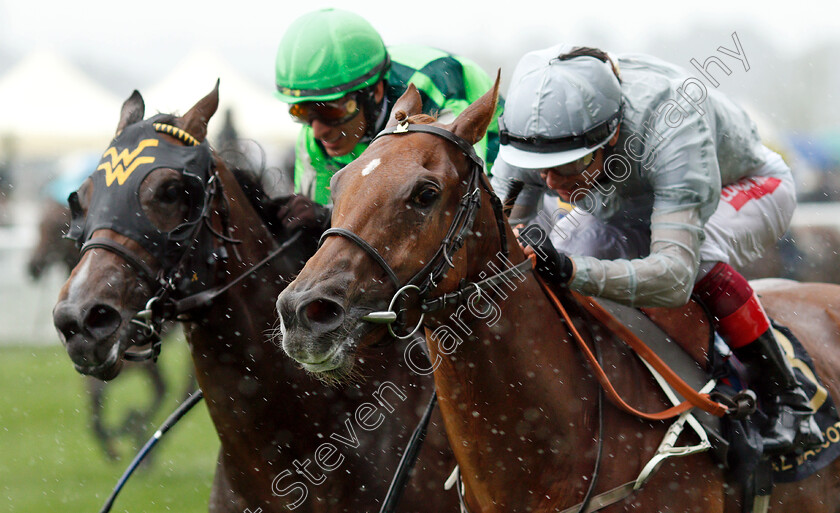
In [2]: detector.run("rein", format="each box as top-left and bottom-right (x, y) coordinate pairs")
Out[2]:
(99, 389), (204, 513)
(122, 230), (304, 362)
(167, 230), (303, 314)
(447, 265), (727, 513)
(535, 274), (730, 419)
(520, 266), (731, 513)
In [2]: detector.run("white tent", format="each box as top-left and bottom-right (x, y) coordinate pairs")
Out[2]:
(143, 50), (298, 146)
(0, 50), (122, 157)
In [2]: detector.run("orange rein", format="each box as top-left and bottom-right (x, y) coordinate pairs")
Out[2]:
(530, 255), (729, 420)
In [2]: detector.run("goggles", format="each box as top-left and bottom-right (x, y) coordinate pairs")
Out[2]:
(289, 95), (360, 126)
(540, 150), (596, 177)
(499, 104), (623, 154)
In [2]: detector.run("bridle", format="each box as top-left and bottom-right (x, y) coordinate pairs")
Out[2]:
(317, 121), (734, 513)
(90, 120), (306, 513)
(70, 121), (299, 361)
(320, 119), (532, 513)
(318, 120), (523, 340)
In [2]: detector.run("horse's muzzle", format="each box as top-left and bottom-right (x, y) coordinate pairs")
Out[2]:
(54, 301), (126, 378)
(276, 283), (354, 365)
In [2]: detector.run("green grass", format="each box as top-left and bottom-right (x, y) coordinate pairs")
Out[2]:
(0, 334), (218, 512)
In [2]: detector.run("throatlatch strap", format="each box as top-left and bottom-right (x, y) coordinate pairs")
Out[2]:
(532, 255), (728, 420)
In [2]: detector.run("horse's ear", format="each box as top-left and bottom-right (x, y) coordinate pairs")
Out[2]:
(385, 83), (423, 129)
(448, 70), (501, 145)
(116, 90), (145, 135)
(181, 79), (220, 142)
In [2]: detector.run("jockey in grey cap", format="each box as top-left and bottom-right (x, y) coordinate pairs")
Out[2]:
(498, 48), (622, 170)
(494, 43), (824, 456)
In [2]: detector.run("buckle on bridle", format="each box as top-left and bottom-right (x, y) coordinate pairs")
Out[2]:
(711, 389), (758, 420)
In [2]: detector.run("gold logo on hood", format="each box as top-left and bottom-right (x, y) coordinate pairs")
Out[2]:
(98, 139), (159, 186)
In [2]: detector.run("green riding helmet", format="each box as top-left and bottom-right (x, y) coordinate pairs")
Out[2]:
(275, 8), (390, 103)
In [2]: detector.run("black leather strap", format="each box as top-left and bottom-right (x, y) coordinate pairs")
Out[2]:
(421, 258), (533, 313)
(319, 227), (401, 289)
(378, 390), (438, 513)
(374, 123), (484, 171)
(81, 237), (159, 285)
(173, 231), (303, 314)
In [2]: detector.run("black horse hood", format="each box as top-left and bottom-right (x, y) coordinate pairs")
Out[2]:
(67, 118), (214, 268)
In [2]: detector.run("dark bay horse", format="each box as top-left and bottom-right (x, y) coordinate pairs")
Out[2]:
(28, 196), (174, 463)
(276, 79), (840, 511)
(52, 86), (455, 512)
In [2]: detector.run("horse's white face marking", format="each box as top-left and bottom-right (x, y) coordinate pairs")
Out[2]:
(67, 255), (93, 301)
(361, 158), (381, 177)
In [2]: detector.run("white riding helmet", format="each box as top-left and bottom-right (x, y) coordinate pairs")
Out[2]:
(499, 45), (623, 170)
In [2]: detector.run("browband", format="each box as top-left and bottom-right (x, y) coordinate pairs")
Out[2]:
(152, 123), (200, 146)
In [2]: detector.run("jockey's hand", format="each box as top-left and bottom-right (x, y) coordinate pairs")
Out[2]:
(515, 224), (574, 287)
(276, 195), (331, 233)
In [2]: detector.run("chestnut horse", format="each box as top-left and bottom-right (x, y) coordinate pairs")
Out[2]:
(53, 86), (455, 512)
(276, 78), (840, 511)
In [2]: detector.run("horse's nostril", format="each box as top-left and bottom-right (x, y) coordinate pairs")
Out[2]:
(300, 298), (345, 332)
(54, 303), (83, 342)
(305, 299), (341, 325)
(55, 315), (81, 342)
(84, 304), (122, 339)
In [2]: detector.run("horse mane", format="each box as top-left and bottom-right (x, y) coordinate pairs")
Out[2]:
(228, 167), (285, 240)
(153, 114), (286, 240)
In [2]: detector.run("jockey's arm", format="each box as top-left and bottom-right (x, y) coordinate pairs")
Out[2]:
(568, 206), (703, 308)
(489, 159), (547, 225)
(566, 104), (718, 308)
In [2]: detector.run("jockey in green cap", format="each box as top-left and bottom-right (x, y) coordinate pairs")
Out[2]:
(275, 8), (503, 205)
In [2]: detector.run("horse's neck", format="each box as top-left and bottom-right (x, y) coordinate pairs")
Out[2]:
(425, 205), (603, 505)
(202, 169), (281, 336)
(185, 170), (311, 423)
(216, 170), (279, 270)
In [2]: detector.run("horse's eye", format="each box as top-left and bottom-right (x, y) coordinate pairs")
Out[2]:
(413, 186), (439, 208)
(159, 182), (183, 204)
